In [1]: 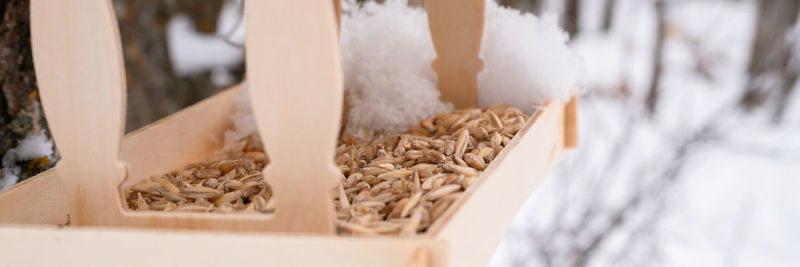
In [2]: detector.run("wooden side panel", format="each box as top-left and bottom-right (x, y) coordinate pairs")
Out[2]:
(5, 2), (580, 258)
(245, 0), (343, 233)
(116, 86), (281, 232)
(119, 85), (242, 188)
(0, 170), (69, 225)
(564, 95), (579, 149)
(334, 0), (341, 29)
(0, 85), (284, 231)
(0, 226), (450, 267)
(429, 101), (568, 267)
(22, 0), (347, 233)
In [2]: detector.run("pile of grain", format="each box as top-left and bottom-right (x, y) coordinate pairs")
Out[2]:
(124, 135), (270, 213)
(125, 105), (529, 235)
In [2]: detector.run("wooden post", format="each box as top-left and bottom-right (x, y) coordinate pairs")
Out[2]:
(333, 0), (341, 30)
(29, 0), (128, 226)
(425, 0), (486, 109)
(245, 0), (343, 233)
(564, 95), (579, 148)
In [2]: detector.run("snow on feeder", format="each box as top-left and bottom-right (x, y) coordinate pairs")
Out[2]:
(0, 0), (579, 266)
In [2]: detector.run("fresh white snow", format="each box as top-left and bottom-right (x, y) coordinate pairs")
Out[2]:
(0, 132), (55, 190)
(340, 0), (451, 135)
(478, 1), (583, 110)
(491, 1), (800, 266)
(341, 0), (581, 134)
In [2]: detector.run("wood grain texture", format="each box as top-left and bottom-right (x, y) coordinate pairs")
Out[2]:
(564, 95), (579, 148)
(0, 169), (69, 225)
(116, 85), (289, 232)
(29, 0), (127, 226)
(334, 0), (350, 131)
(245, 0), (343, 234)
(428, 100), (569, 267)
(425, 0), (486, 109)
(0, 1), (581, 265)
(333, 0), (341, 30)
(120, 85), (242, 189)
(25, 0), (346, 233)
(0, 225), (450, 267)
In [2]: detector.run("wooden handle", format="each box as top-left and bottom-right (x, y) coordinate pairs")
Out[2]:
(425, 0), (486, 109)
(30, 0), (127, 225)
(334, 0), (341, 30)
(334, 0), (349, 132)
(564, 95), (579, 149)
(246, 0), (342, 233)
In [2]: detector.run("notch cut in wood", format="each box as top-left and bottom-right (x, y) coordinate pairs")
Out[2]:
(426, 0), (486, 109)
(245, 0), (343, 233)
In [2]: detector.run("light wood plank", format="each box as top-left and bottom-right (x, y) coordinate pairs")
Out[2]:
(0, 4), (582, 266)
(0, 225), (450, 267)
(245, 0), (343, 233)
(429, 100), (569, 267)
(0, 169), (69, 225)
(334, 0), (341, 30)
(29, 0), (127, 226)
(564, 95), (580, 148)
(425, 0), (486, 108)
(120, 85), (243, 189)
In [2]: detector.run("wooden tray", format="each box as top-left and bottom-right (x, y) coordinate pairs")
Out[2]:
(0, 0), (578, 266)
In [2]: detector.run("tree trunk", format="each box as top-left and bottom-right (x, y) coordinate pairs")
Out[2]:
(601, 0), (616, 33)
(740, 0), (799, 122)
(0, 0), (56, 182)
(498, 0), (543, 14)
(645, 1), (666, 115)
(564, 0), (580, 37)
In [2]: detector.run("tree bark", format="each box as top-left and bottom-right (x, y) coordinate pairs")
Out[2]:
(645, 1), (666, 115)
(601, 0), (616, 33)
(1, 0), (247, 186)
(564, 0), (580, 37)
(0, 0), (55, 182)
(498, 0), (543, 14)
(740, 0), (799, 122)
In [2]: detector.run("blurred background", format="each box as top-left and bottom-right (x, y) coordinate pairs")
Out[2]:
(1, 0), (798, 266)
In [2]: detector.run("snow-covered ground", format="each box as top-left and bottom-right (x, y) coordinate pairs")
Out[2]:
(491, 1), (800, 266)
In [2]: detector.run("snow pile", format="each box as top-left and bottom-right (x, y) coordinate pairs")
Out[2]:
(0, 132), (55, 190)
(478, 1), (583, 109)
(340, 0), (581, 134)
(341, 0), (451, 135)
(491, 1), (800, 266)
(570, 34), (626, 93)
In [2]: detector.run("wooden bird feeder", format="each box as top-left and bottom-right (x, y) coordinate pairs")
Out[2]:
(0, 0), (578, 266)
